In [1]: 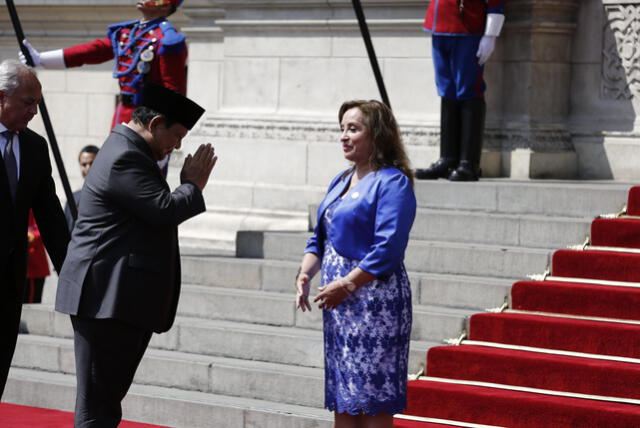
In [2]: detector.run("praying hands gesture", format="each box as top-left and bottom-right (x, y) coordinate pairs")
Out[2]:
(180, 143), (217, 191)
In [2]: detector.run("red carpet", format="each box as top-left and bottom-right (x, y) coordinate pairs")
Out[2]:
(591, 217), (640, 248)
(511, 280), (640, 320)
(552, 249), (640, 282)
(405, 379), (640, 428)
(626, 186), (640, 215)
(394, 420), (472, 428)
(0, 403), (166, 427)
(397, 185), (640, 427)
(426, 345), (640, 399)
(469, 312), (640, 358)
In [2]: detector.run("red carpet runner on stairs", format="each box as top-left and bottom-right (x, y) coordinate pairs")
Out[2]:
(395, 186), (640, 427)
(0, 403), (166, 427)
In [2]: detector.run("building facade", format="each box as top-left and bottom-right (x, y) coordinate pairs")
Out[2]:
(1, 0), (638, 241)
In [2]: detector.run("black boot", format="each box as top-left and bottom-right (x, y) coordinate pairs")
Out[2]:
(415, 98), (461, 179)
(415, 158), (457, 179)
(449, 98), (485, 182)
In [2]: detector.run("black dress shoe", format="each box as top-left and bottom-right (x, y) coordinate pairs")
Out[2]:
(448, 161), (480, 182)
(415, 158), (457, 180)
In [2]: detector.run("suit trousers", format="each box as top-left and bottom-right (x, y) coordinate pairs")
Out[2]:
(0, 256), (24, 399)
(71, 315), (152, 428)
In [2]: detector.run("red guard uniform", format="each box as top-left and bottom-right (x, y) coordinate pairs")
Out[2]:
(423, 0), (505, 100)
(424, 0), (505, 35)
(63, 17), (187, 128)
(26, 211), (50, 303)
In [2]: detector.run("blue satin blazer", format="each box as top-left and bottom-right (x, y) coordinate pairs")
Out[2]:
(305, 167), (416, 277)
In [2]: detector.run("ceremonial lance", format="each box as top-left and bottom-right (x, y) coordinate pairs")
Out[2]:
(351, 0), (391, 109)
(5, 0), (78, 220)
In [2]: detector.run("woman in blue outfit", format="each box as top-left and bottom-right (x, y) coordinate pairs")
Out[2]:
(295, 100), (417, 428)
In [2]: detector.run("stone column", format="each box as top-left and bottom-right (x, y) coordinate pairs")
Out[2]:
(180, 1), (225, 114)
(498, 0), (581, 178)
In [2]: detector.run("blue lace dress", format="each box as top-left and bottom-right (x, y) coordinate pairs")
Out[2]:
(321, 198), (412, 416)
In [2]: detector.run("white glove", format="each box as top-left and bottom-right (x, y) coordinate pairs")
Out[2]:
(19, 39), (66, 69)
(485, 14), (505, 37)
(19, 39), (41, 66)
(476, 35), (496, 65)
(476, 14), (505, 66)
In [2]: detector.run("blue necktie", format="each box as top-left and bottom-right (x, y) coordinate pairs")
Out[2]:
(3, 130), (17, 201)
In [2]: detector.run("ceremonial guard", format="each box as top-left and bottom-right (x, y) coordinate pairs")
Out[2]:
(21, 0), (187, 129)
(416, 0), (505, 181)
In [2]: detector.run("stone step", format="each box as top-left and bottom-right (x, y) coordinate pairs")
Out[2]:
(416, 273), (514, 310)
(181, 255), (514, 310)
(237, 232), (551, 279)
(411, 208), (591, 249)
(18, 305), (439, 372)
(183, 179), (629, 227)
(307, 209), (591, 252)
(179, 238), (236, 257)
(12, 334), (325, 408)
(404, 241), (551, 279)
(183, 179), (326, 215)
(177, 181), (627, 252)
(180, 254), (300, 293)
(308, 181), (629, 227)
(19, 305), (322, 366)
(4, 367), (333, 428)
(236, 231), (308, 261)
(179, 205), (309, 250)
(177, 285), (297, 327)
(412, 180), (629, 217)
(176, 284), (474, 342)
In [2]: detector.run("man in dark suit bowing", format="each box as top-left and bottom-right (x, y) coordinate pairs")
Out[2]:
(55, 82), (216, 427)
(0, 59), (70, 399)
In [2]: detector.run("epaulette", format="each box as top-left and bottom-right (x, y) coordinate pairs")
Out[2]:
(158, 20), (186, 55)
(107, 19), (139, 38)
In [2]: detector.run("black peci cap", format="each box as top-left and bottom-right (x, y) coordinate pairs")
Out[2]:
(139, 83), (205, 130)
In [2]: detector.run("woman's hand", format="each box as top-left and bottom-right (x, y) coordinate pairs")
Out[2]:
(296, 272), (312, 312)
(314, 279), (353, 310)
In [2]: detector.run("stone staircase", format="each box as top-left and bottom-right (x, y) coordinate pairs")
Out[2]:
(3, 180), (631, 427)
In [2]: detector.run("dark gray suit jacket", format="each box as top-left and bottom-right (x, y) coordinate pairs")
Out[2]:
(55, 124), (205, 333)
(1, 128), (69, 294)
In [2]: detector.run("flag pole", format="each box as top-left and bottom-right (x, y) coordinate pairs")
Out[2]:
(351, 0), (391, 108)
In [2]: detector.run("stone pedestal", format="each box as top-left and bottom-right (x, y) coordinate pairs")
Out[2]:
(496, 0), (581, 178)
